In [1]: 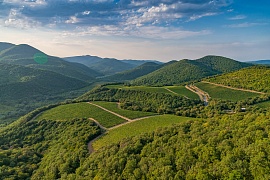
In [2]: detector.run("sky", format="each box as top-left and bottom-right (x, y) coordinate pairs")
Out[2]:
(0, 0), (269, 62)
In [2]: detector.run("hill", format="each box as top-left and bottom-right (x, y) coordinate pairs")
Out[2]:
(249, 60), (270, 65)
(102, 62), (161, 81)
(131, 56), (252, 86)
(205, 65), (270, 93)
(64, 55), (137, 75)
(122, 59), (163, 66)
(0, 42), (15, 52)
(0, 63), (90, 125)
(0, 44), (100, 82)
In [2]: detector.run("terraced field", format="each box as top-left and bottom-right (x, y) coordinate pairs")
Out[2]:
(36, 102), (126, 128)
(195, 82), (259, 101)
(91, 101), (157, 119)
(93, 115), (197, 150)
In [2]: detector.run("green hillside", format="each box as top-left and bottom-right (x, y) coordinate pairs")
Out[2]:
(76, 112), (270, 179)
(103, 62), (161, 81)
(0, 44), (100, 82)
(0, 42), (15, 52)
(131, 56), (251, 86)
(64, 55), (137, 75)
(205, 66), (270, 93)
(0, 63), (90, 125)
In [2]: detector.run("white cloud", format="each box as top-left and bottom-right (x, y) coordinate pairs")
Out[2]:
(82, 11), (91, 15)
(3, 0), (47, 7)
(226, 22), (268, 28)
(229, 15), (247, 20)
(65, 16), (80, 24)
(3, 8), (41, 29)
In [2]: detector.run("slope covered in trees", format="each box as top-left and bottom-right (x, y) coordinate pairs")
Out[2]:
(205, 66), (270, 93)
(0, 44), (100, 81)
(131, 56), (251, 86)
(64, 55), (137, 75)
(75, 111), (270, 179)
(0, 63), (90, 125)
(0, 117), (101, 179)
(103, 62), (161, 81)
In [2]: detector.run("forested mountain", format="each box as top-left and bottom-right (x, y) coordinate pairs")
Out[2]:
(102, 62), (161, 81)
(131, 56), (252, 86)
(0, 42), (15, 52)
(0, 63), (90, 125)
(0, 44), (100, 82)
(64, 55), (137, 75)
(0, 43), (99, 125)
(205, 65), (270, 93)
(122, 60), (163, 66)
(75, 111), (270, 179)
(249, 60), (270, 65)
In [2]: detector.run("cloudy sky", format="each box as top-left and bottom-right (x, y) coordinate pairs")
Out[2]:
(0, 0), (269, 61)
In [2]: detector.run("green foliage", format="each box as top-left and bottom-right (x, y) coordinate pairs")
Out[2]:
(37, 103), (127, 128)
(93, 115), (196, 150)
(91, 101), (156, 119)
(75, 112), (270, 179)
(0, 118), (101, 179)
(78, 86), (203, 117)
(196, 82), (258, 101)
(0, 63), (91, 126)
(131, 56), (251, 86)
(206, 66), (270, 93)
(103, 62), (161, 81)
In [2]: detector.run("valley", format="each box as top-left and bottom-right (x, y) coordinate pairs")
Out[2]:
(1, 43), (270, 179)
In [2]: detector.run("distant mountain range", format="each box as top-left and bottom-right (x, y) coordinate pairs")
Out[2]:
(64, 55), (162, 75)
(131, 56), (252, 86)
(248, 60), (270, 65)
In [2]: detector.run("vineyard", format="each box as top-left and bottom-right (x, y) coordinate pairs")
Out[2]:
(93, 115), (197, 150)
(195, 82), (259, 101)
(37, 102), (126, 128)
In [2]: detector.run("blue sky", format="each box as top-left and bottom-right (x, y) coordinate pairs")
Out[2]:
(0, 0), (269, 61)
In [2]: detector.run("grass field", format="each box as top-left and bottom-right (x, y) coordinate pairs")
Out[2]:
(93, 115), (198, 150)
(37, 103), (126, 128)
(195, 82), (259, 101)
(165, 86), (199, 99)
(91, 101), (157, 119)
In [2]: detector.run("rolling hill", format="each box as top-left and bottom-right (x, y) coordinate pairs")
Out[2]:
(64, 55), (137, 75)
(0, 42), (15, 52)
(204, 65), (270, 93)
(249, 60), (270, 65)
(131, 56), (252, 86)
(102, 62), (161, 81)
(0, 44), (100, 82)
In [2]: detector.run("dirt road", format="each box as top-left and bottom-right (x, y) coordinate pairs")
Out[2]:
(185, 85), (210, 105)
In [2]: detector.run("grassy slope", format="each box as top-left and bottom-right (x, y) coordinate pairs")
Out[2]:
(205, 66), (270, 93)
(37, 103), (126, 128)
(131, 56), (251, 86)
(196, 82), (258, 101)
(91, 101), (157, 119)
(166, 86), (199, 99)
(93, 115), (197, 150)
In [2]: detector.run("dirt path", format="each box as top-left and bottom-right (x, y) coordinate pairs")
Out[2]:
(88, 102), (132, 122)
(202, 81), (266, 94)
(87, 115), (160, 153)
(185, 85), (210, 105)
